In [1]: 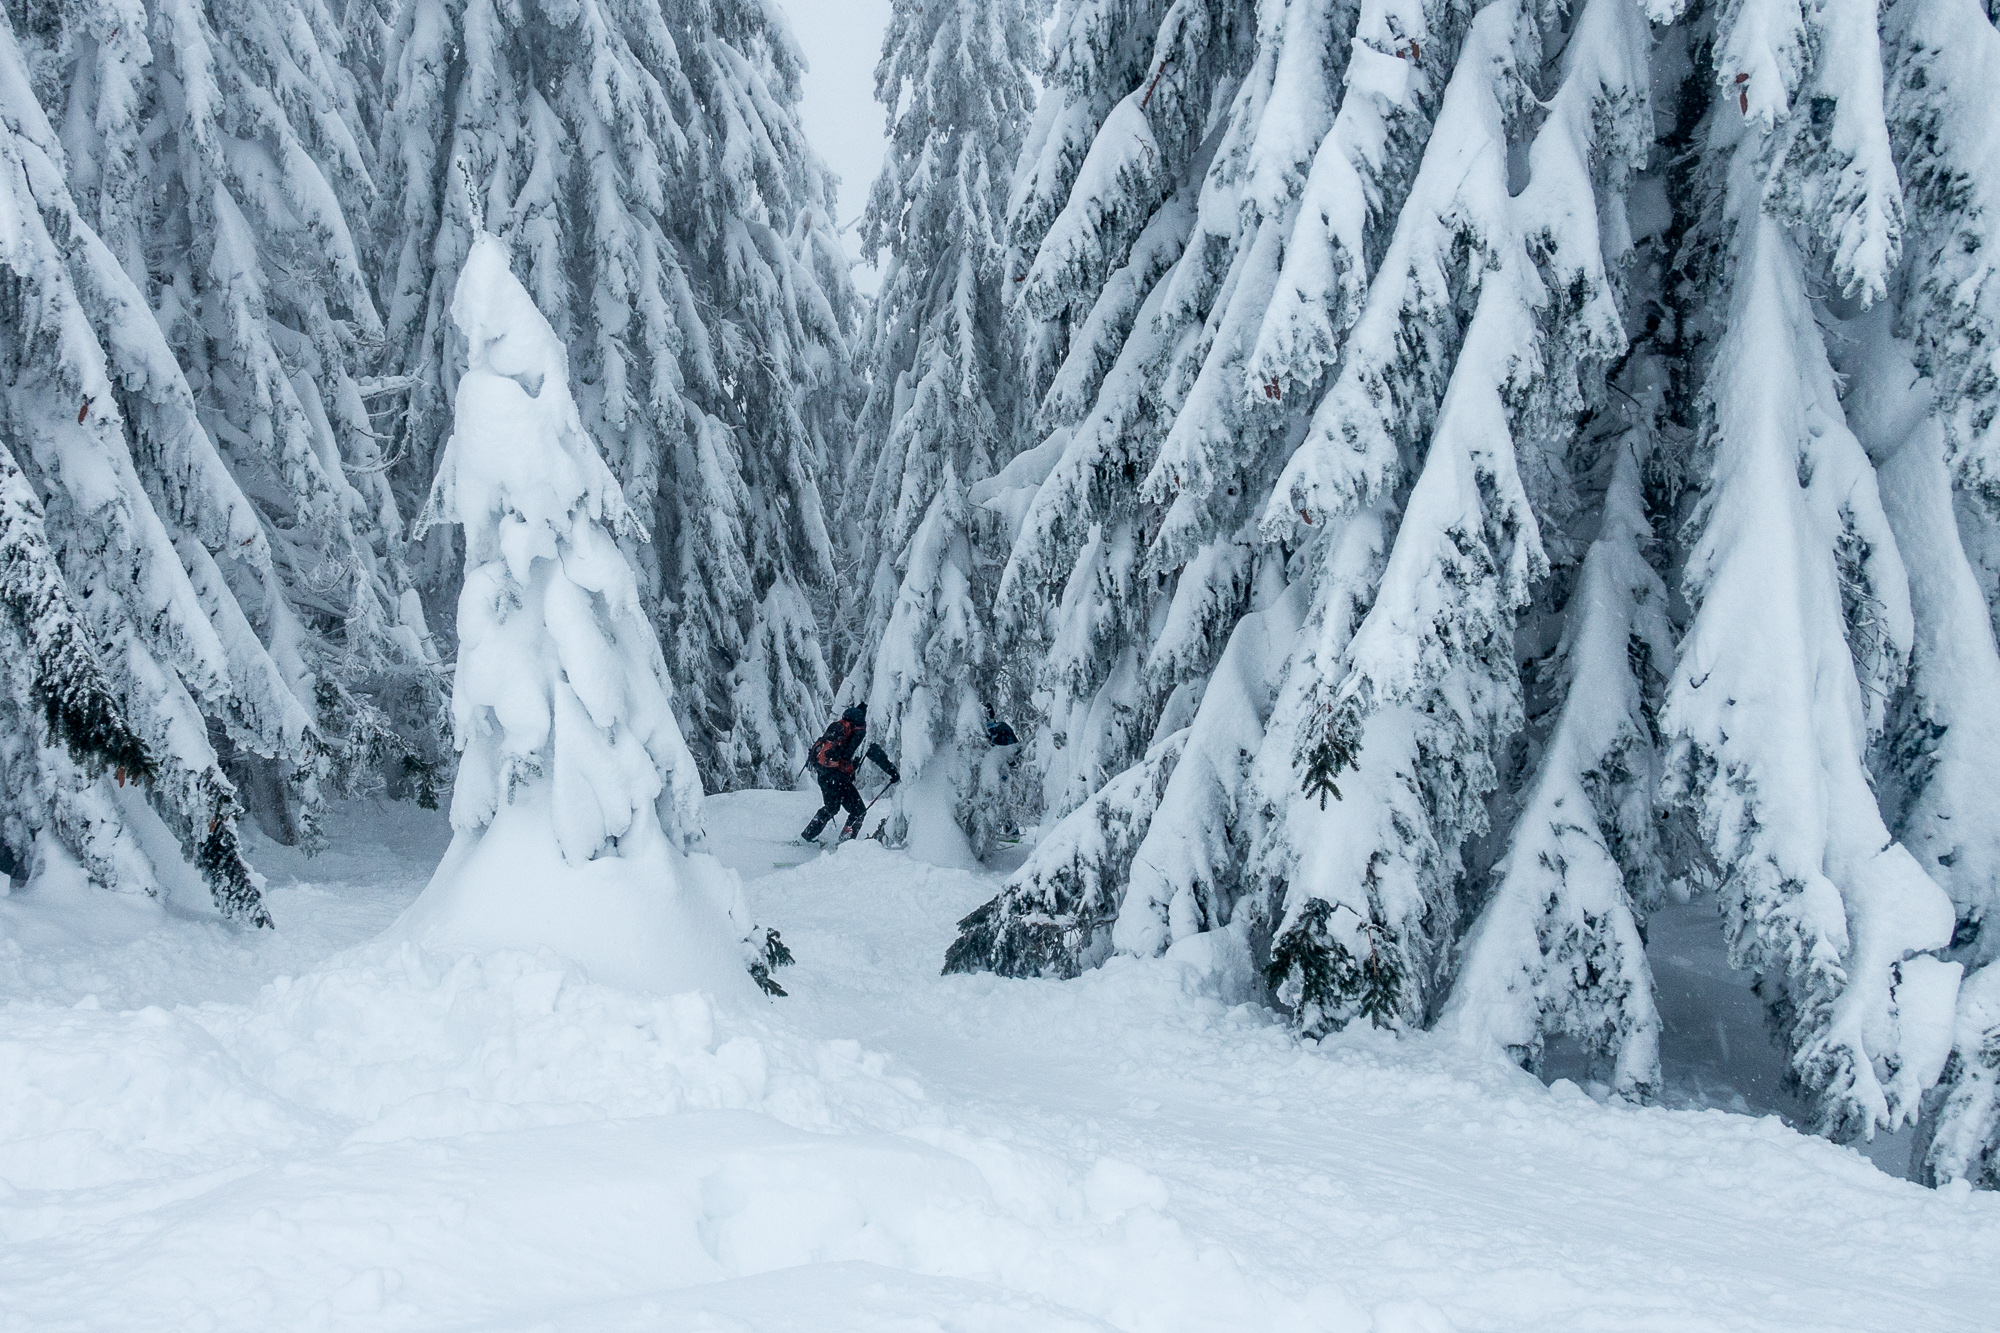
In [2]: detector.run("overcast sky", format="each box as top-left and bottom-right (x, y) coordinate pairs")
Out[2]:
(779, 0), (897, 292)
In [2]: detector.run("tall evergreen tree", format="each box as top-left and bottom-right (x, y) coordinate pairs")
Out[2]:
(991, 0), (1261, 834)
(848, 0), (1041, 857)
(1877, 0), (2000, 1186)
(378, 0), (855, 790)
(400, 234), (788, 995)
(1655, 0), (1955, 1141)
(19, 0), (448, 838)
(2, 12), (299, 923)
(945, 0), (1997, 1163)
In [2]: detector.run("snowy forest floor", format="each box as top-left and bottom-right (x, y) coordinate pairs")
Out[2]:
(3, 792), (1997, 1331)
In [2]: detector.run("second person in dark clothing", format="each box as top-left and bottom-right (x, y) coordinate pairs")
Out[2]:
(801, 703), (899, 843)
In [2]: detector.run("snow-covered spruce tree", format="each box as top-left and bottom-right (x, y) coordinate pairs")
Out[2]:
(963, 0), (1581, 995)
(953, 0), (1450, 973)
(0, 15), (311, 924)
(1653, 0), (1961, 1139)
(1114, 0), (1501, 972)
(378, 0), (853, 791)
(396, 235), (787, 996)
(19, 0), (446, 834)
(0, 436), (156, 895)
(1876, 0), (2000, 1184)
(788, 205), (869, 697)
(1249, 0), (1648, 1035)
(1001, 0), (1263, 826)
(941, 0), (1994, 1152)
(848, 0), (1040, 858)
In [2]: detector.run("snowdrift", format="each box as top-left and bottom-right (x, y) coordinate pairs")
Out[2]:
(2, 795), (1995, 1331)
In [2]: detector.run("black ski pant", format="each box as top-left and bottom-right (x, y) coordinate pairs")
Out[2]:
(803, 768), (867, 840)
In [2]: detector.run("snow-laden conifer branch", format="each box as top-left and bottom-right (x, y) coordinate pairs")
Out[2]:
(946, 730), (1189, 979)
(0, 436), (162, 900)
(1244, 0), (1469, 403)
(1884, 0), (2000, 511)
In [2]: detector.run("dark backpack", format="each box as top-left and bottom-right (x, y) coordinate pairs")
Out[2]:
(811, 718), (863, 774)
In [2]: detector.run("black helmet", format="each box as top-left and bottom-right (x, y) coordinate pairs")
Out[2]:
(842, 702), (867, 726)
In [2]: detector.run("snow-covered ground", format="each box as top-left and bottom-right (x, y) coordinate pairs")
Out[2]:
(3, 792), (1995, 1331)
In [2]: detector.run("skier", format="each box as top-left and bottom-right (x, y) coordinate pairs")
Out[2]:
(800, 703), (899, 844)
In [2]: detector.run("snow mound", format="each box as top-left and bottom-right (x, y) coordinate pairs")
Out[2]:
(0, 1001), (314, 1195)
(221, 942), (921, 1145)
(896, 770), (983, 870)
(3, 938), (1351, 1331)
(229, 947), (767, 1142)
(382, 793), (757, 999)
(1, 940), (925, 1251)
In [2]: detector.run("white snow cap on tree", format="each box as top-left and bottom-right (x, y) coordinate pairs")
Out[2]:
(394, 236), (777, 998)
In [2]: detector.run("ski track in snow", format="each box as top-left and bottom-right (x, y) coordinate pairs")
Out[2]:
(1, 792), (1995, 1331)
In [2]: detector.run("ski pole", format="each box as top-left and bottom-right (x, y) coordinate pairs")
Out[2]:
(862, 776), (897, 822)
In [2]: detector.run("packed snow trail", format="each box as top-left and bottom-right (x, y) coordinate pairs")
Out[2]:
(2, 794), (1995, 1331)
